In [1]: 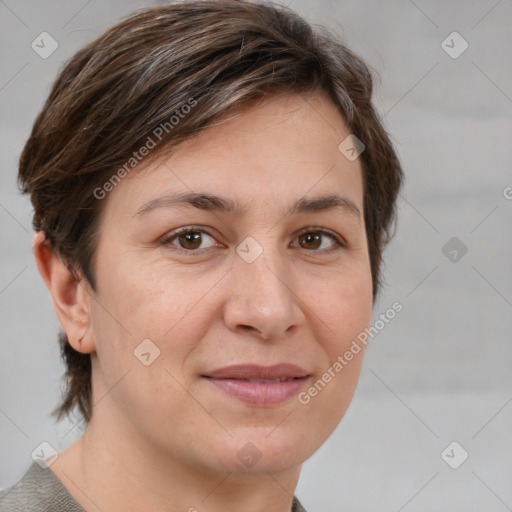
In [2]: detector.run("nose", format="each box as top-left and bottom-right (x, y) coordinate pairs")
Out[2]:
(223, 246), (306, 341)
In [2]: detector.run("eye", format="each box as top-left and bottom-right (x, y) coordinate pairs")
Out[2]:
(293, 228), (345, 252)
(160, 226), (346, 254)
(161, 227), (219, 251)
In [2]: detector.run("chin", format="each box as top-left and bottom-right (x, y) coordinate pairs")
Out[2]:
(207, 425), (323, 475)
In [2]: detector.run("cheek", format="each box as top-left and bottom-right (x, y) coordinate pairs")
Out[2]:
(310, 263), (373, 354)
(300, 261), (372, 413)
(93, 252), (175, 335)
(90, 258), (218, 374)
(88, 269), (205, 426)
(297, 278), (371, 437)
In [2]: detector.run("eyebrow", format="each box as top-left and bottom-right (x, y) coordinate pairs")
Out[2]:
(134, 191), (361, 222)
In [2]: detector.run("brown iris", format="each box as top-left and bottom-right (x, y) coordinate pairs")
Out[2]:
(298, 232), (321, 250)
(178, 231), (203, 250)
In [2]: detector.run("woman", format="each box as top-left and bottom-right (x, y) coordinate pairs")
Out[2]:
(0, 1), (402, 510)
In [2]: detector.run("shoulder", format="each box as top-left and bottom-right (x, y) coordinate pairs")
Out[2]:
(0, 462), (84, 512)
(292, 495), (309, 512)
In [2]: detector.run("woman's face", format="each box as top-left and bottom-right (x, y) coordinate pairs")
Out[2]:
(86, 93), (373, 474)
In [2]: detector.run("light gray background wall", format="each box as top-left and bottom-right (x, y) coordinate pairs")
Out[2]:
(1, 1), (511, 511)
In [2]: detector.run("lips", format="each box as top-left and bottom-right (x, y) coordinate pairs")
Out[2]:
(205, 363), (309, 380)
(203, 364), (310, 406)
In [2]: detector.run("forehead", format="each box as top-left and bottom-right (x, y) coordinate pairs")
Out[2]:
(168, 93), (351, 166)
(104, 92), (364, 218)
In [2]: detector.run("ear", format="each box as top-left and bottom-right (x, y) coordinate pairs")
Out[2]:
(33, 232), (96, 354)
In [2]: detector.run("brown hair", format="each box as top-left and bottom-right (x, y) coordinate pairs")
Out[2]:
(18, 0), (403, 425)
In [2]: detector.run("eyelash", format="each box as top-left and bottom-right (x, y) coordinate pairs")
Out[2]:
(160, 225), (347, 254)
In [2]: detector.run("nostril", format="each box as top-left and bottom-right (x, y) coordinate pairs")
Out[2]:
(239, 325), (270, 340)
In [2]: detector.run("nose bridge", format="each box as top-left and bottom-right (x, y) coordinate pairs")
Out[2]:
(225, 236), (304, 339)
(241, 243), (289, 300)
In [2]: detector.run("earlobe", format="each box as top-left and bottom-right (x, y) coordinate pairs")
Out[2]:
(33, 232), (96, 354)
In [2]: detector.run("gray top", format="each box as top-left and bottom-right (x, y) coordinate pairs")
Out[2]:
(0, 462), (308, 511)
(0, 462), (84, 511)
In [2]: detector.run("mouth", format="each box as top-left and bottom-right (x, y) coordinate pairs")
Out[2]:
(202, 364), (310, 406)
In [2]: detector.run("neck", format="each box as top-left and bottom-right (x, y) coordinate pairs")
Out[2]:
(49, 369), (302, 512)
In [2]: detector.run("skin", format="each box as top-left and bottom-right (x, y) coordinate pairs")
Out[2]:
(35, 92), (373, 512)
